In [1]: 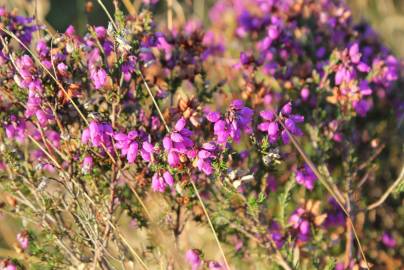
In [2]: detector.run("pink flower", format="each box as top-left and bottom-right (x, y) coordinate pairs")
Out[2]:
(90, 67), (107, 89)
(17, 231), (29, 250)
(382, 232), (396, 248)
(185, 249), (202, 270)
(295, 164), (317, 190)
(152, 171), (174, 192)
(82, 156), (94, 173)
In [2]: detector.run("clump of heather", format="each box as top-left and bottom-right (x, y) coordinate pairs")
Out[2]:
(0, 0), (402, 269)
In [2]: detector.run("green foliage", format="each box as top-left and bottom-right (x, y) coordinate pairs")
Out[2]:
(277, 179), (296, 227)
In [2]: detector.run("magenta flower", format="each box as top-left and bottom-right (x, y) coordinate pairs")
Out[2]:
(140, 141), (156, 163)
(82, 156), (94, 173)
(269, 222), (284, 249)
(4, 115), (27, 143)
(17, 231), (29, 250)
(206, 100), (253, 144)
(114, 130), (139, 163)
(121, 55), (137, 82)
(151, 171), (174, 192)
(280, 102), (304, 144)
(1, 261), (17, 270)
(208, 261), (226, 270)
(334, 43), (370, 86)
(82, 121), (114, 155)
(382, 232), (396, 248)
(323, 198), (345, 228)
(289, 207), (311, 242)
(295, 164), (317, 190)
(258, 102), (304, 144)
(196, 142), (217, 175)
(257, 110), (279, 143)
(163, 118), (194, 167)
(90, 67), (107, 89)
(185, 249), (202, 270)
(353, 99), (371, 117)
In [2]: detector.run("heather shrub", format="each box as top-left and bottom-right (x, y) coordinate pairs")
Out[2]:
(0, 1), (403, 269)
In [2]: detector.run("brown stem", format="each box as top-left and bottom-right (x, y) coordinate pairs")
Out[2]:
(344, 177), (353, 268)
(366, 165), (404, 211)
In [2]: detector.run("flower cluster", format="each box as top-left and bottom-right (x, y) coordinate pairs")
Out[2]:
(206, 100), (253, 144)
(163, 117), (195, 167)
(258, 102), (304, 144)
(295, 164), (317, 190)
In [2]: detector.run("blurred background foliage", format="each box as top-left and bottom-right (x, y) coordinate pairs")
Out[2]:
(1, 0), (404, 57)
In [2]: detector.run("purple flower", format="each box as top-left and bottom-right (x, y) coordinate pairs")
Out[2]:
(206, 100), (253, 144)
(114, 130), (140, 163)
(323, 198), (345, 228)
(82, 121), (114, 154)
(140, 141), (156, 163)
(4, 116), (27, 143)
(151, 171), (173, 192)
(57, 62), (68, 77)
(17, 231), (29, 250)
(289, 207), (311, 242)
(163, 171), (174, 186)
(185, 249), (202, 270)
(90, 67), (107, 89)
(65, 25), (76, 36)
(2, 261), (17, 270)
(196, 142), (218, 175)
(269, 222), (284, 248)
(258, 110), (279, 143)
(152, 172), (166, 192)
(353, 99), (371, 117)
(280, 102), (304, 144)
(163, 118), (194, 167)
(143, 0), (159, 5)
(349, 43), (361, 64)
(82, 156), (94, 173)
(121, 55), (137, 82)
(36, 39), (49, 57)
(208, 261), (226, 270)
(295, 164), (317, 190)
(300, 87), (310, 101)
(258, 102), (304, 144)
(382, 232), (396, 248)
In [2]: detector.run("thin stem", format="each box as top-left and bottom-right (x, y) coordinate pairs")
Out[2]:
(122, 0), (137, 15)
(126, 180), (152, 219)
(97, 0), (118, 32)
(28, 135), (62, 169)
(190, 181), (231, 270)
(140, 73), (170, 132)
(367, 165), (404, 211)
(344, 177), (353, 268)
(167, 0), (173, 31)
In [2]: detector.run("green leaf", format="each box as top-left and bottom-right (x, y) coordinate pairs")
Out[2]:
(277, 179), (296, 227)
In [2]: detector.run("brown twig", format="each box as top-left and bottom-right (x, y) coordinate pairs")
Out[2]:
(366, 165), (404, 211)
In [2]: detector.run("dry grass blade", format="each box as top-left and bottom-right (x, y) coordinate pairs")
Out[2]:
(191, 181), (231, 270)
(367, 166), (404, 211)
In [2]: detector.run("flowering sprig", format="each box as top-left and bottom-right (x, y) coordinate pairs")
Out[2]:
(258, 102), (304, 144)
(206, 100), (253, 144)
